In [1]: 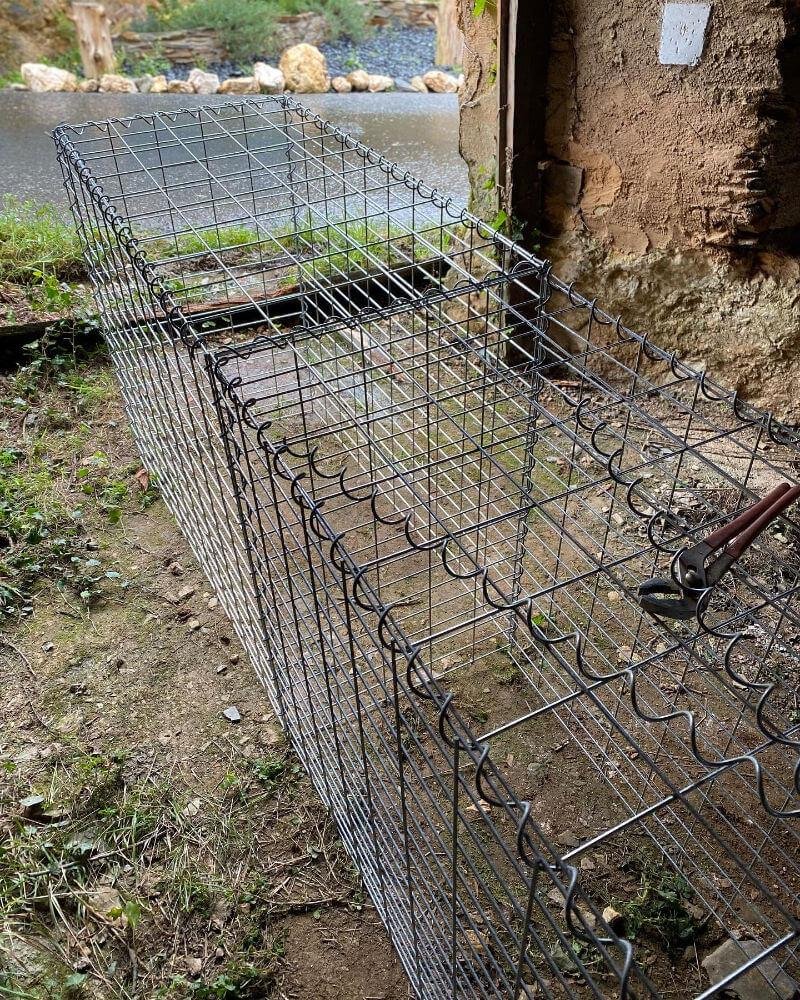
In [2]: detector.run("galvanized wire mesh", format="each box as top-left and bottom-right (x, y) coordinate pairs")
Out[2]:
(54, 96), (800, 1000)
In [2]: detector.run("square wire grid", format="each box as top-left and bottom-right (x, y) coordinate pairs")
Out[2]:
(53, 96), (800, 1000)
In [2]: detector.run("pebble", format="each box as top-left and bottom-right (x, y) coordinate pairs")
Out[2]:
(207, 596), (218, 609)
(216, 664), (228, 675)
(178, 585), (196, 601)
(186, 956), (203, 976)
(223, 706), (241, 723)
(187, 618), (201, 631)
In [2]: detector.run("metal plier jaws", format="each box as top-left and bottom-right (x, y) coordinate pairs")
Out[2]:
(638, 482), (800, 621)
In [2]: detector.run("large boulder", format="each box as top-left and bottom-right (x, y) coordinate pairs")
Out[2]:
(347, 69), (370, 92)
(99, 74), (137, 93)
(331, 75), (352, 93)
(367, 74), (394, 93)
(187, 68), (220, 95)
(167, 79), (194, 94)
(78, 78), (100, 93)
(279, 44), (329, 94)
(253, 62), (285, 94)
(409, 75), (428, 93)
(422, 70), (459, 93)
(20, 63), (77, 92)
(149, 75), (168, 93)
(219, 76), (259, 95)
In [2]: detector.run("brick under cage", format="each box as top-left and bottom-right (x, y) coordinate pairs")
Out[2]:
(53, 96), (800, 1000)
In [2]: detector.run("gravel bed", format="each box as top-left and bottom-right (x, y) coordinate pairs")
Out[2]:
(161, 26), (452, 84)
(320, 26), (451, 79)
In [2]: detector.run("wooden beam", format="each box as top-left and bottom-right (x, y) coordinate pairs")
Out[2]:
(498, 0), (552, 241)
(498, 0), (553, 367)
(70, 2), (116, 79)
(436, 0), (465, 67)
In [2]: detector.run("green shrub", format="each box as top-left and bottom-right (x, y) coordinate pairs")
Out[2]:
(169, 0), (367, 62)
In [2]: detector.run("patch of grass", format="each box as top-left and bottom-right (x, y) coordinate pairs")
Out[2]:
(278, 217), (452, 284)
(118, 45), (171, 78)
(0, 69), (23, 89)
(173, 226), (262, 258)
(0, 197), (84, 285)
(0, 348), (154, 623)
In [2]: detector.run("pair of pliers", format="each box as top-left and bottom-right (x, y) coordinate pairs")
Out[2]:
(638, 482), (800, 621)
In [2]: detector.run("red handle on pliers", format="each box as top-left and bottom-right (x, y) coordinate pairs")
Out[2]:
(702, 482), (800, 559)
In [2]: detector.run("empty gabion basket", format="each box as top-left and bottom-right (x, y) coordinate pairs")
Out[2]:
(54, 97), (800, 1000)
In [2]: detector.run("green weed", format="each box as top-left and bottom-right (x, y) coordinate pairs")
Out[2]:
(166, 0), (365, 62)
(614, 856), (706, 956)
(0, 197), (84, 284)
(173, 226), (261, 258)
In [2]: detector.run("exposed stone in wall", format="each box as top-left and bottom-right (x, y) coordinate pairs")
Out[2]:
(455, 0), (498, 219)
(546, 233), (800, 421)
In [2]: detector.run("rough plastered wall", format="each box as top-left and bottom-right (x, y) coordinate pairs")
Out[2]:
(455, 1), (800, 415)
(543, 0), (793, 252)
(541, 0), (800, 418)
(455, 0), (499, 220)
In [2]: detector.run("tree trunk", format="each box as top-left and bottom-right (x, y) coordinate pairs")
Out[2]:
(436, 0), (464, 67)
(70, 3), (116, 79)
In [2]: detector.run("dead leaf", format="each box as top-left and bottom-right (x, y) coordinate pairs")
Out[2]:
(134, 467), (150, 491)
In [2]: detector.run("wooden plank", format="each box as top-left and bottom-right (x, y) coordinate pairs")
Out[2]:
(499, 0), (552, 239)
(499, 0), (553, 367)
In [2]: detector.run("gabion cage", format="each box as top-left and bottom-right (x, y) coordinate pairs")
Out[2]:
(54, 97), (800, 1000)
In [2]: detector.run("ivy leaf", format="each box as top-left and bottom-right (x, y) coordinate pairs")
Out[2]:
(490, 209), (508, 232)
(472, 0), (488, 16)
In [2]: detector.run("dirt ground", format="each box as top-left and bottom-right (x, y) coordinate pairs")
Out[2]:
(0, 343), (410, 1000)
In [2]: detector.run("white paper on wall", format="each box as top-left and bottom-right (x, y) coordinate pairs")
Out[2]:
(659, 2), (712, 66)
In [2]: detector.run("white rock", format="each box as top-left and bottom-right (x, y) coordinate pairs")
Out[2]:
(279, 44), (329, 94)
(219, 76), (260, 95)
(21, 63), (77, 93)
(367, 74), (394, 93)
(409, 75), (428, 93)
(99, 74), (137, 93)
(331, 75), (352, 93)
(253, 62), (285, 94)
(149, 75), (168, 93)
(187, 68), (220, 95)
(422, 70), (460, 94)
(347, 69), (370, 92)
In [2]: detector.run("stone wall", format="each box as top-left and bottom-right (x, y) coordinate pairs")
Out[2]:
(117, 13), (329, 64)
(364, 0), (438, 29)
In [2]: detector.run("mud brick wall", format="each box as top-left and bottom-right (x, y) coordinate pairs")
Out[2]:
(455, 0), (800, 252)
(455, 0), (800, 419)
(543, 0), (800, 252)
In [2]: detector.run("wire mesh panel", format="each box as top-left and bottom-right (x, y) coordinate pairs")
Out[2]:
(54, 97), (800, 1000)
